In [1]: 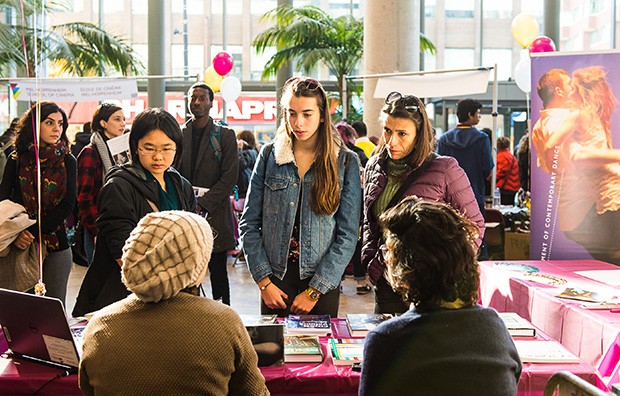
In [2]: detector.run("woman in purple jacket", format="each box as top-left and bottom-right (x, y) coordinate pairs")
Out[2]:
(362, 92), (485, 314)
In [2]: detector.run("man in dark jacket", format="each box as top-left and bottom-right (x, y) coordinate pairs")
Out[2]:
(175, 82), (239, 305)
(436, 98), (494, 259)
(71, 121), (92, 158)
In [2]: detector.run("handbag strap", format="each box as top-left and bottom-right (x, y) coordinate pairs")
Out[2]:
(385, 153), (437, 210)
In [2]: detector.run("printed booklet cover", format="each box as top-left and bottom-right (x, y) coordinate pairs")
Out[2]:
(286, 314), (332, 336)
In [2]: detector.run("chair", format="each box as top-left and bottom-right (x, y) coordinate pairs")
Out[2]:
(484, 208), (505, 259)
(544, 371), (611, 396)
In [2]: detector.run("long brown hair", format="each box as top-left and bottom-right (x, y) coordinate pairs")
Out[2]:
(279, 77), (341, 215)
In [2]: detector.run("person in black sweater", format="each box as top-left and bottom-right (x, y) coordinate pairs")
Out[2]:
(359, 197), (521, 396)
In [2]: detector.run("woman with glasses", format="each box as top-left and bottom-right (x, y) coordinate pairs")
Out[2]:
(0, 102), (76, 304)
(240, 77), (361, 318)
(76, 103), (126, 266)
(73, 108), (196, 316)
(362, 92), (485, 314)
(359, 197), (520, 395)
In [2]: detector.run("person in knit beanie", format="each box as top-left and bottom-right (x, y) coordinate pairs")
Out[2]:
(79, 211), (269, 396)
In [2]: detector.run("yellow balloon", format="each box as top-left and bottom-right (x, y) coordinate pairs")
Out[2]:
(511, 13), (539, 48)
(204, 66), (223, 93)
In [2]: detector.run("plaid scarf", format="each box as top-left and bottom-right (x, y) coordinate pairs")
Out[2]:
(18, 141), (68, 250)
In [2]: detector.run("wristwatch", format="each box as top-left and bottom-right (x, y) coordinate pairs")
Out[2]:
(305, 288), (321, 302)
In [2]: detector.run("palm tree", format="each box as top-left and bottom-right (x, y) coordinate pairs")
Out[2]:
(252, 4), (436, 120)
(0, 0), (143, 77)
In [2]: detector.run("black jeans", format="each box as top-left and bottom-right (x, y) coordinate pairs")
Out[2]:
(209, 251), (230, 305)
(260, 258), (340, 318)
(374, 276), (408, 314)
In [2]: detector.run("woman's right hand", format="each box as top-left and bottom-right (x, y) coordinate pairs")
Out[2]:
(13, 230), (35, 250)
(260, 282), (288, 310)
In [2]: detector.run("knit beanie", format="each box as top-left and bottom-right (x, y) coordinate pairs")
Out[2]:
(121, 210), (213, 303)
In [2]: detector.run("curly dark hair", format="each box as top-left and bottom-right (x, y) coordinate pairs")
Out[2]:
(379, 196), (480, 311)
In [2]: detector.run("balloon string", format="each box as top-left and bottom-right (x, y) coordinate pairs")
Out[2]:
(18, 0), (30, 77)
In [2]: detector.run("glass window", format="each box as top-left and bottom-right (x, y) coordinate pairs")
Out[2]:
(445, 0), (474, 18)
(482, 0), (512, 19)
(482, 49), (511, 81)
(423, 53), (437, 71)
(172, 44), (205, 77)
(212, 0), (242, 15)
(251, 0), (277, 15)
(132, 44), (148, 66)
(251, 47), (276, 81)
(69, 0), (84, 12)
(171, 0), (204, 15)
(329, 0), (360, 18)
(211, 45), (243, 77)
(443, 48), (474, 70)
(132, 0), (147, 14)
(425, 0), (436, 17)
(93, 0), (123, 13)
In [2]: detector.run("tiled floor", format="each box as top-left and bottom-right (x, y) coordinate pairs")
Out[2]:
(66, 256), (375, 317)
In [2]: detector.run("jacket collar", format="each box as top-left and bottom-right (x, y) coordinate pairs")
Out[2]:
(273, 131), (343, 166)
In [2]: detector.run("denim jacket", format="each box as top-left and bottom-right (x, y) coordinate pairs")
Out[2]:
(239, 133), (361, 294)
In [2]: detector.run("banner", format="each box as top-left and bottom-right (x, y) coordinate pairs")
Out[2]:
(9, 79), (138, 102)
(374, 69), (491, 98)
(530, 51), (620, 265)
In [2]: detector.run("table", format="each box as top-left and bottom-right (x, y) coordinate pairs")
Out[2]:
(0, 318), (600, 395)
(479, 259), (620, 388)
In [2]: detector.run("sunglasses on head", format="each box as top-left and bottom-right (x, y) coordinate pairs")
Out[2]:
(385, 91), (421, 113)
(285, 77), (321, 91)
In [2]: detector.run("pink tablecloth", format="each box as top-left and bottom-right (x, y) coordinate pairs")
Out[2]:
(480, 259), (620, 388)
(0, 318), (600, 395)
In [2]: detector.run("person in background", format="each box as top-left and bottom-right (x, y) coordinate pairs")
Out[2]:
(481, 127), (494, 199)
(436, 98), (493, 260)
(516, 133), (530, 192)
(76, 104), (125, 266)
(234, 130), (259, 263)
(79, 211), (269, 396)
(0, 118), (18, 185)
(240, 77), (361, 318)
(359, 197), (521, 396)
(176, 82), (239, 306)
(71, 121), (92, 158)
(353, 120), (376, 159)
(73, 108), (196, 316)
(336, 121), (368, 167)
(496, 136), (520, 205)
(0, 102), (76, 304)
(363, 92), (484, 314)
(236, 130), (259, 200)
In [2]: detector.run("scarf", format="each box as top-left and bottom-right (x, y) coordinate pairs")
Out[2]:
(18, 141), (68, 250)
(91, 132), (115, 175)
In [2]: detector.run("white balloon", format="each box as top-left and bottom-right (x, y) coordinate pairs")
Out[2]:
(220, 76), (242, 102)
(513, 57), (531, 93)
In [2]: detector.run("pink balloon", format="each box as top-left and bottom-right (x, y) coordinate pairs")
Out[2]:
(529, 36), (556, 53)
(212, 52), (234, 76)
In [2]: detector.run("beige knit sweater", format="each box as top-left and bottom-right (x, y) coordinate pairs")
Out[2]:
(79, 293), (270, 396)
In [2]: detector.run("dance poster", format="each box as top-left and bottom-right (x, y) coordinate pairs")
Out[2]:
(530, 51), (620, 265)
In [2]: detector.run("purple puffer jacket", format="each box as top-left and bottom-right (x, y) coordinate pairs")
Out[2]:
(362, 152), (485, 284)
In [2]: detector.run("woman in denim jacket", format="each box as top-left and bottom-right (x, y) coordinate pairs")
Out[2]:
(240, 77), (361, 318)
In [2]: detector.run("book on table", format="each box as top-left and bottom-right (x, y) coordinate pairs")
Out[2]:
(513, 340), (581, 363)
(497, 312), (536, 337)
(285, 314), (331, 336)
(328, 338), (365, 366)
(284, 335), (324, 363)
(346, 313), (393, 337)
(239, 314), (278, 326)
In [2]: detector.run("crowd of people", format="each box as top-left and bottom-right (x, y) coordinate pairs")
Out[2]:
(0, 79), (527, 393)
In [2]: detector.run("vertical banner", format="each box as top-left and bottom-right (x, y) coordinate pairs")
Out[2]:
(530, 51), (620, 265)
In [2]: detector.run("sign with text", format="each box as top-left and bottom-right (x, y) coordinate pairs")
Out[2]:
(9, 79), (138, 102)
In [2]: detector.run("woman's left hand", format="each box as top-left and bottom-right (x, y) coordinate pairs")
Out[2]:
(290, 292), (318, 314)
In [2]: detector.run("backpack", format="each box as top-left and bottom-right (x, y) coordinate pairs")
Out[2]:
(209, 121), (239, 200)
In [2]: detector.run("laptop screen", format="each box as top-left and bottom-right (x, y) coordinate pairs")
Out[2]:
(0, 288), (81, 369)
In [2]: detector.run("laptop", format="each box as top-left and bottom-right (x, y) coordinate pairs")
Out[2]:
(0, 288), (83, 372)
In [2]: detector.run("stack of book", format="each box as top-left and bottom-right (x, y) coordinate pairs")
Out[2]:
(497, 312), (536, 337)
(284, 335), (324, 363)
(285, 314), (332, 336)
(328, 338), (365, 366)
(346, 313), (393, 337)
